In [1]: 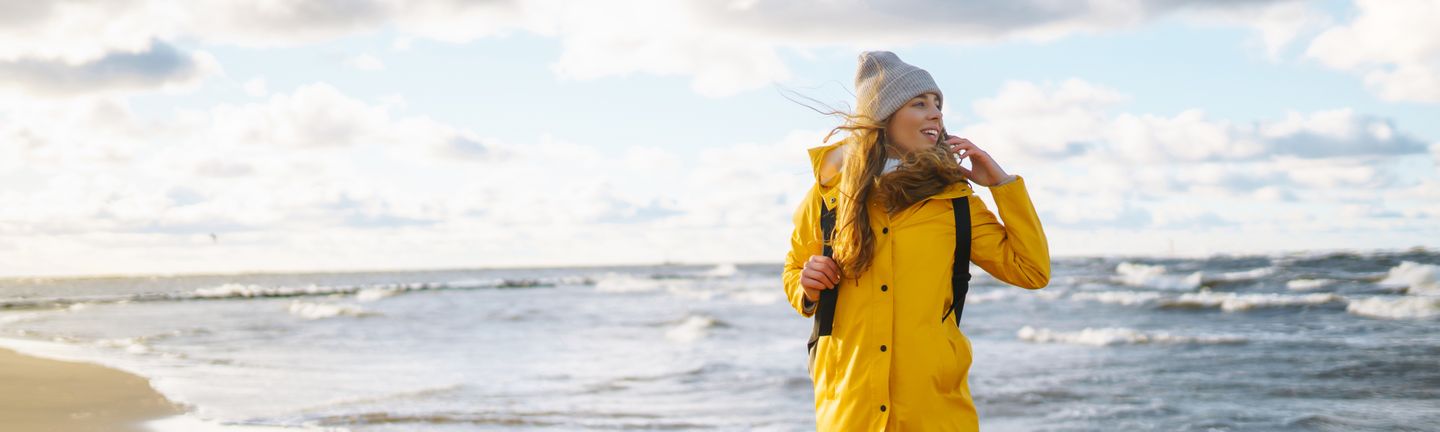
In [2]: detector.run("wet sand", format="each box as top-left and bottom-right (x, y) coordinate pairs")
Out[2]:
(0, 347), (188, 432)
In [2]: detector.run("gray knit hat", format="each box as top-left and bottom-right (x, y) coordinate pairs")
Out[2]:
(854, 51), (942, 121)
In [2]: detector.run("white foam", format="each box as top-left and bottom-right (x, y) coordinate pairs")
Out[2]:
(665, 315), (719, 343)
(1377, 261), (1440, 295)
(1115, 262), (1203, 290)
(143, 414), (345, 431)
(1346, 296), (1440, 319)
(286, 301), (369, 320)
(1286, 278), (1336, 291)
(699, 263), (739, 278)
(728, 290), (782, 305)
(1016, 326), (1246, 346)
(1204, 267), (1278, 283)
(1162, 291), (1344, 311)
(0, 311), (44, 325)
(594, 274), (664, 293)
(1070, 291), (1163, 306)
(194, 283), (348, 299)
(96, 336), (152, 354)
(965, 290), (1015, 304)
(354, 288), (399, 302)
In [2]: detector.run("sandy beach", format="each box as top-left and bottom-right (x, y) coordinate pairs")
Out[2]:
(0, 347), (187, 432)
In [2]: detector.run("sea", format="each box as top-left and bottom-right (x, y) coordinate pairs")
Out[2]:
(1, 249), (1437, 431)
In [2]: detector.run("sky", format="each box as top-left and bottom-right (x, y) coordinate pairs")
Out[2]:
(2, 0), (1439, 277)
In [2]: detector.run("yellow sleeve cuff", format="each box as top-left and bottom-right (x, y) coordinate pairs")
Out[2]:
(987, 174), (1020, 188)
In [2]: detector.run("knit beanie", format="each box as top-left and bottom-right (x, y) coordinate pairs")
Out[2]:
(854, 51), (942, 121)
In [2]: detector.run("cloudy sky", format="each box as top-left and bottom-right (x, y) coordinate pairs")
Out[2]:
(2, 0), (1438, 277)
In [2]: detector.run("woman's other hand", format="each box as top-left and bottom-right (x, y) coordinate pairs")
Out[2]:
(801, 255), (841, 302)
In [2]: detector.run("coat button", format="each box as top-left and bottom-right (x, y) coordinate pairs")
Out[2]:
(880, 284), (888, 292)
(882, 227), (889, 234)
(880, 405), (887, 412)
(880, 345), (887, 352)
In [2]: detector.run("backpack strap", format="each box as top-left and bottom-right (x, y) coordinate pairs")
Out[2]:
(942, 196), (973, 326)
(806, 197), (839, 365)
(815, 201), (839, 336)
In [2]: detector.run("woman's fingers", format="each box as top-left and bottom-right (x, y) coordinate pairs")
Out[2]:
(801, 271), (836, 290)
(945, 136), (975, 147)
(806, 255), (840, 287)
(802, 267), (832, 287)
(801, 274), (829, 291)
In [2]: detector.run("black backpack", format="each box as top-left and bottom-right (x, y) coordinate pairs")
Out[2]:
(806, 196), (973, 367)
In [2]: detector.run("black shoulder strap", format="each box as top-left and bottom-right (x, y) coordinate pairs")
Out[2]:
(942, 196), (973, 326)
(806, 197), (839, 361)
(813, 199), (839, 337)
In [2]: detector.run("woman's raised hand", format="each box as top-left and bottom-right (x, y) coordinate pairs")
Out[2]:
(801, 255), (841, 302)
(944, 135), (1014, 187)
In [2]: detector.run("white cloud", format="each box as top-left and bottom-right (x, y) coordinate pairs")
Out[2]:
(962, 79), (1126, 159)
(960, 80), (1428, 167)
(243, 77), (268, 97)
(1305, 0), (1440, 102)
(945, 77), (1434, 254)
(0, 41), (219, 97)
(0, 0), (1311, 99)
(345, 53), (385, 71)
(0, 83), (825, 275)
(1183, 0), (1332, 59)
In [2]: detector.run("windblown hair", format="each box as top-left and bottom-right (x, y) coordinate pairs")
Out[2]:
(780, 84), (968, 281)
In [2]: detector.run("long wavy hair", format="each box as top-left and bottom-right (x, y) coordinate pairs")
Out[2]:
(781, 85), (969, 281)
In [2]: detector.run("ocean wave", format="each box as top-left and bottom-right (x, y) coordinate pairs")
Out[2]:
(1203, 266), (1278, 283)
(1160, 291), (1344, 311)
(727, 290), (782, 305)
(1377, 261), (1440, 295)
(144, 414), (337, 431)
(3, 277), (585, 310)
(194, 283), (351, 299)
(1285, 278), (1336, 291)
(1114, 262), (1203, 290)
(1069, 290), (1164, 306)
(1017, 325), (1246, 346)
(95, 336), (154, 354)
(0, 311), (44, 325)
(355, 287), (401, 302)
(665, 315), (725, 343)
(698, 263), (739, 278)
(1345, 296), (1440, 319)
(287, 301), (373, 320)
(965, 290), (1016, 304)
(594, 274), (666, 293)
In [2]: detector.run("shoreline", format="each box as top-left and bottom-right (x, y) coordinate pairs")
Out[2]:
(0, 346), (189, 432)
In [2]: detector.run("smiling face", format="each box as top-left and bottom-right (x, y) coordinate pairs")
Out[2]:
(884, 92), (944, 154)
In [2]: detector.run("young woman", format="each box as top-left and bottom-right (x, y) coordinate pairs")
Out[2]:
(782, 51), (1051, 430)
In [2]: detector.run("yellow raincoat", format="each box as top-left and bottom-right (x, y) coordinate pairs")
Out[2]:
(782, 139), (1051, 431)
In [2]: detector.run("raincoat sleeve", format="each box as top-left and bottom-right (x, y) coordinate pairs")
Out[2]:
(782, 184), (824, 318)
(969, 175), (1051, 289)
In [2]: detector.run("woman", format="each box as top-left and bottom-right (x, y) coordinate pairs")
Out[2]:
(782, 51), (1051, 430)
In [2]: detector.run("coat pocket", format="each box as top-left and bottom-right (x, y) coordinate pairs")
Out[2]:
(807, 336), (835, 400)
(942, 330), (975, 393)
